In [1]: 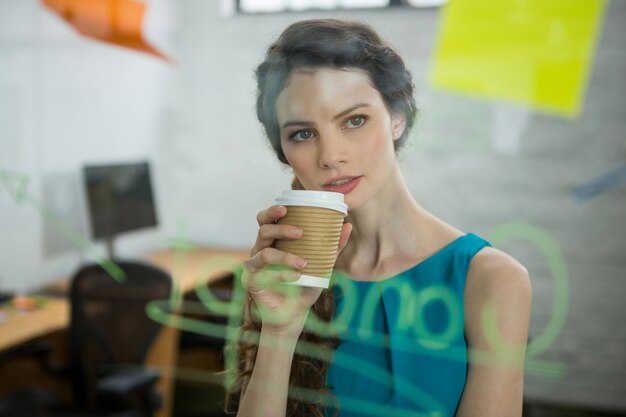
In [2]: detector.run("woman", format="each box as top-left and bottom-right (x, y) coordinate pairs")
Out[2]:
(225, 19), (532, 417)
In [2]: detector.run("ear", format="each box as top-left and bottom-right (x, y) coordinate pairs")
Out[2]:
(391, 112), (407, 141)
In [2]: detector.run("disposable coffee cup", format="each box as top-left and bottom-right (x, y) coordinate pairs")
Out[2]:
(273, 190), (348, 289)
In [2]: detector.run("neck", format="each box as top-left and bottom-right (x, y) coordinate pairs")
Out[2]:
(337, 165), (431, 273)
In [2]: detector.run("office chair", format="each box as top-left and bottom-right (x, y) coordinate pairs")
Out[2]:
(0, 261), (171, 417)
(0, 342), (63, 417)
(67, 261), (172, 417)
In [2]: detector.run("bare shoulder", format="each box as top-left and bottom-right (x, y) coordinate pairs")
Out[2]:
(466, 246), (531, 301)
(458, 246), (532, 416)
(464, 246), (532, 338)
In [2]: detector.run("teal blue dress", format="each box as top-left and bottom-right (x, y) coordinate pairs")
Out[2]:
(323, 233), (492, 417)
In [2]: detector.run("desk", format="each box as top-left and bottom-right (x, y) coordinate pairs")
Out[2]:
(0, 298), (69, 353)
(0, 247), (249, 417)
(143, 247), (248, 417)
(145, 246), (249, 294)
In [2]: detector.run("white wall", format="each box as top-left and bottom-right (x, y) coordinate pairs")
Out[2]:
(0, 0), (176, 292)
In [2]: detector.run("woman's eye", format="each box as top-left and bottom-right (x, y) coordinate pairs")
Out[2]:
(289, 129), (314, 141)
(346, 115), (367, 129)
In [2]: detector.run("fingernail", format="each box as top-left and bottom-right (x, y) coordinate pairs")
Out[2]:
(295, 258), (307, 268)
(292, 228), (303, 237)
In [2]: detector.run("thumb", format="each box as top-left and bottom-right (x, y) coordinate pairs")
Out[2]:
(336, 222), (353, 255)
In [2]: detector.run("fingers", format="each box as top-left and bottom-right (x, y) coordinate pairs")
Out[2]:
(252, 223), (303, 255)
(256, 205), (287, 226)
(242, 247), (307, 289)
(251, 205), (303, 257)
(247, 247), (307, 273)
(337, 222), (353, 255)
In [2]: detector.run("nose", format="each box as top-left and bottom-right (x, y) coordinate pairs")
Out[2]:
(317, 133), (347, 169)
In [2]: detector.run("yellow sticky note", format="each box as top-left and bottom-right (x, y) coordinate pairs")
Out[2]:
(430, 0), (607, 117)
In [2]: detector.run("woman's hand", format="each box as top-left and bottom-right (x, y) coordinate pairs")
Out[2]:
(242, 205), (352, 335)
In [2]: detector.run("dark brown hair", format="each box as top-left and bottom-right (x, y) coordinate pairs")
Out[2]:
(225, 19), (417, 417)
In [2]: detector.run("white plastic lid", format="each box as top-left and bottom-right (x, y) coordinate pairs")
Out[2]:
(284, 274), (331, 289)
(274, 190), (348, 216)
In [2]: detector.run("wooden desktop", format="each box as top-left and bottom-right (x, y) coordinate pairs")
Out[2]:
(0, 298), (69, 353)
(0, 246), (249, 417)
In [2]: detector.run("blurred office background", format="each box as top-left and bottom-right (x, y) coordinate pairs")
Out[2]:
(0, 0), (624, 416)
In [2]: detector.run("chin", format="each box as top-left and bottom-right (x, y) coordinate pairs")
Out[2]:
(343, 194), (363, 212)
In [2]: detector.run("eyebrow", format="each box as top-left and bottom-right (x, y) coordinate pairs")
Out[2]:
(281, 103), (372, 129)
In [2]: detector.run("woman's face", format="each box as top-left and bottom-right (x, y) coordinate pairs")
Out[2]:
(275, 67), (405, 210)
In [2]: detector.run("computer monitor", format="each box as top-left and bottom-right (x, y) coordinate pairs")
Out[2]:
(83, 161), (158, 259)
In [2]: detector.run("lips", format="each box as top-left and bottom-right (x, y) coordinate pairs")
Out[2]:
(323, 175), (361, 186)
(322, 176), (362, 194)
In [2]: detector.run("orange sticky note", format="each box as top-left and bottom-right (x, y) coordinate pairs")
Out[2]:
(41, 0), (169, 61)
(430, 0), (607, 117)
